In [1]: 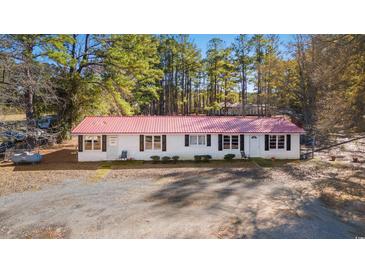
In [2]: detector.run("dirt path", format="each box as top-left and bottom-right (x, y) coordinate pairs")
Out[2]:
(0, 164), (363, 239)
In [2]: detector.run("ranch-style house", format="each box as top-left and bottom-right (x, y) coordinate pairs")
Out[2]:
(71, 116), (305, 161)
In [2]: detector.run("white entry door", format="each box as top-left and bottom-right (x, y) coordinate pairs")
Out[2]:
(249, 135), (260, 157)
(107, 136), (119, 159)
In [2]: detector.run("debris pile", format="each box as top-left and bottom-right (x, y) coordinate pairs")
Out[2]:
(0, 115), (61, 161)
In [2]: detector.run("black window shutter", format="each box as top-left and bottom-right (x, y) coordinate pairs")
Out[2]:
(207, 134), (211, 146)
(240, 134), (244, 151)
(140, 135), (144, 151)
(265, 135), (269, 151)
(162, 135), (167, 151)
(185, 135), (189, 146)
(78, 135), (83, 152)
(218, 134), (222, 151)
(102, 135), (107, 152)
(286, 134), (291, 151)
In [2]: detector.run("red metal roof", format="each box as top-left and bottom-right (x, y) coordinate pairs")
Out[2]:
(71, 116), (305, 134)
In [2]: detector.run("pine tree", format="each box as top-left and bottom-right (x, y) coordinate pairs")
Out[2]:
(233, 34), (252, 115)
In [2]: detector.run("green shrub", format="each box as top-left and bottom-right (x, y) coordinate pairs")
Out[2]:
(194, 155), (212, 162)
(150, 155), (160, 163)
(161, 156), (171, 163)
(172, 156), (180, 163)
(201, 155), (212, 162)
(224, 154), (235, 161)
(194, 155), (202, 162)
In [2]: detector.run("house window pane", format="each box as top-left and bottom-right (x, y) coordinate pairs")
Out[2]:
(223, 135), (231, 149)
(154, 136), (161, 150)
(145, 136), (153, 150)
(190, 135), (198, 145)
(270, 135), (277, 149)
(84, 136), (93, 150)
(278, 135), (285, 149)
(231, 135), (239, 149)
(198, 135), (205, 145)
(190, 135), (205, 146)
(93, 136), (101, 150)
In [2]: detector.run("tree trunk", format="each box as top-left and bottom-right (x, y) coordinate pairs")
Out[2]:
(241, 67), (246, 116)
(25, 86), (35, 128)
(224, 79), (228, 115)
(24, 40), (36, 129)
(257, 66), (261, 116)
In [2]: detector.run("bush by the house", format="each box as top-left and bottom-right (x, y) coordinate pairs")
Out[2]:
(172, 156), (179, 163)
(201, 155), (212, 162)
(224, 154), (235, 161)
(194, 155), (212, 162)
(194, 155), (202, 162)
(150, 155), (160, 163)
(161, 156), (171, 163)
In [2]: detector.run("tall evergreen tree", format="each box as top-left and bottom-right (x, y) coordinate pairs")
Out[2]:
(233, 34), (252, 115)
(250, 34), (267, 116)
(0, 34), (72, 129)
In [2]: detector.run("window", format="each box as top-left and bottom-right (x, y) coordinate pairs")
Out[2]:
(223, 135), (231, 149)
(145, 135), (161, 150)
(84, 136), (101, 150)
(270, 135), (277, 149)
(231, 135), (239, 149)
(190, 135), (197, 145)
(145, 136), (153, 150)
(93, 136), (101, 150)
(223, 135), (239, 150)
(198, 135), (205, 145)
(278, 135), (285, 149)
(154, 136), (161, 150)
(189, 135), (205, 146)
(269, 135), (285, 149)
(84, 136), (93, 150)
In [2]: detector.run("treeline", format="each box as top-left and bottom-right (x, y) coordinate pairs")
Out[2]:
(0, 34), (364, 138)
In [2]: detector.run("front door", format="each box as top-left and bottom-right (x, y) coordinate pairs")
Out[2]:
(106, 135), (119, 159)
(249, 135), (259, 157)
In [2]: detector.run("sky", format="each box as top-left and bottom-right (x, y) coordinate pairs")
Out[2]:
(189, 34), (295, 57)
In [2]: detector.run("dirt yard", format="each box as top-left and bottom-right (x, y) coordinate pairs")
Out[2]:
(0, 142), (364, 238)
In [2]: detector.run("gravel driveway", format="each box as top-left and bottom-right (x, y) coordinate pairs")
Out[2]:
(0, 163), (364, 238)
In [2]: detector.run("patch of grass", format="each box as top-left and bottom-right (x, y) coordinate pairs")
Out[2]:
(89, 163), (112, 182)
(252, 157), (295, 168)
(108, 159), (254, 169)
(110, 160), (145, 166)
